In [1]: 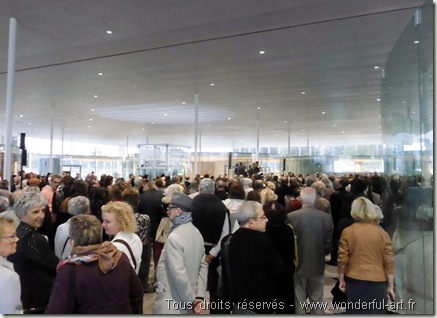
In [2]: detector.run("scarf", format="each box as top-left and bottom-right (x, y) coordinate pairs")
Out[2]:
(57, 241), (122, 274)
(170, 211), (193, 232)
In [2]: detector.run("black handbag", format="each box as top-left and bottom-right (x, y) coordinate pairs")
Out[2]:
(331, 280), (347, 305)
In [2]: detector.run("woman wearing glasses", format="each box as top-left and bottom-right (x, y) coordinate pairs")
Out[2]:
(0, 216), (22, 314)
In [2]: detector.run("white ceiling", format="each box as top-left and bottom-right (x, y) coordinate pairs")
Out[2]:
(0, 0), (428, 152)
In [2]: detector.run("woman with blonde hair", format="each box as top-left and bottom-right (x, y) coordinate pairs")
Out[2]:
(259, 187), (278, 206)
(45, 215), (143, 314)
(338, 196), (395, 314)
(101, 201), (142, 274)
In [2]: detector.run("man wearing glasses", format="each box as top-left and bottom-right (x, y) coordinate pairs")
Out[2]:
(219, 201), (284, 314)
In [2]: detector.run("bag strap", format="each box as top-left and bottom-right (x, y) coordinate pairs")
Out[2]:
(68, 265), (76, 314)
(287, 223), (299, 268)
(61, 237), (70, 257)
(223, 234), (235, 303)
(113, 239), (137, 269)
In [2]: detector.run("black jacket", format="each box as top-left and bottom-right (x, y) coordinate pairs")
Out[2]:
(220, 228), (284, 314)
(192, 193), (230, 245)
(138, 189), (165, 238)
(9, 222), (59, 310)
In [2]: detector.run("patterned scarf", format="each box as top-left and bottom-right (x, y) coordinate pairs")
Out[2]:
(57, 241), (122, 274)
(170, 211), (193, 232)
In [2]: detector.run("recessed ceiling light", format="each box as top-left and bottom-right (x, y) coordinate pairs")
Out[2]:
(164, 114), (167, 116)
(98, 72), (103, 76)
(210, 83), (215, 86)
(342, 131), (345, 134)
(322, 111), (325, 114)
(28, 122), (31, 125)
(134, 132), (137, 135)
(257, 107), (261, 110)
(182, 102), (186, 105)
(91, 109), (95, 112)
(378, 115), (381, 118)
(89, 118), (93, 121)
(376, 98), (381, 101)
(374, 66), (379, 69)
(301, 129), (304, 132)
(206, 124), (210, 127)
(414, 40), (419, 44)
(259, 50), (265, 55)
(301, 91), (306, 94)
(412, 111), (416, 114)
(106, 30), (112, 34)
(151, 122), (154, 124)
(275, 133), (279, 136)
(284, 121), (287, 123)
(19, 114), (23, 117)
(88, 125), (91, 128)
(94, 95), (98, 98)
(402, 101), (406, 104)
(228, 117), (231, 120)
(34, 128), (38, 131)
(142, 128), (145, 130)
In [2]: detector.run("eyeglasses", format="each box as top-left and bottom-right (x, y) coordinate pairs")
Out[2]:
(166, 205), (178, 211)
(0, 234), (18, 240)
(251, 215), (267, 221)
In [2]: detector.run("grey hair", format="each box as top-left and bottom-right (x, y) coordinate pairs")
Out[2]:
(13, 191), (48, 219)
(237, 201), (262, 225)
(300, 187), (316, 205)
(0, 196), (9, 212)
(67, 196), (91, 216)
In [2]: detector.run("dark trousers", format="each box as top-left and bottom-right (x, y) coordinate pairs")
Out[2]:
(138, 243), (151, 290)
(205, 246), (221, 314)
(345, 277), (388, 314)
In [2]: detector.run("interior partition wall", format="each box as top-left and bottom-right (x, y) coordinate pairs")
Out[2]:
(381, 0), (433, 314)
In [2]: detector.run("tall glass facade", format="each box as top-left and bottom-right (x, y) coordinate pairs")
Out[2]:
(380, 1), (433, 314)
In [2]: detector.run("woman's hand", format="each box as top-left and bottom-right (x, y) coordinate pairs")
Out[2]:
(387, 286), (395, 302)
(338, 273), (346, 292)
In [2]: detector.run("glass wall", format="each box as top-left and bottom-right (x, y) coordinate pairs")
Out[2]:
(381, 1), (433, 314)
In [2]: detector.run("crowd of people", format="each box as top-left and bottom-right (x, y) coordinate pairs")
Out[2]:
(0, 167), (423, 314)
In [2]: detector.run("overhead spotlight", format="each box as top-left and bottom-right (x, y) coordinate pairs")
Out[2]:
(106, 30), (112, 34)
(98, 72), (103, 76)
(210, 83), (215, 86)
(374, 66), (379, 69)
(259, 50), (265, 54)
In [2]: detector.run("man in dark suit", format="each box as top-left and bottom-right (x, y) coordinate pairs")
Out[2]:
(138, 181), (165, 270)
(220, 201), (284, 314)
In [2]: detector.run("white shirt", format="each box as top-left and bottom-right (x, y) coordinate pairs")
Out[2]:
(112, 231), (142, 274)
(0, 256), (23, 314)
(54, 219), (72, 259)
